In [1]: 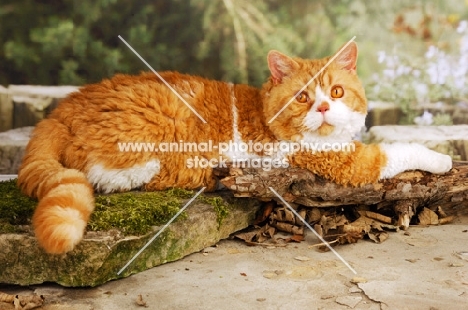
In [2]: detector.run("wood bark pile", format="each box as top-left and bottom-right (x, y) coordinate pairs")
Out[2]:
(215, 161), (468, 245)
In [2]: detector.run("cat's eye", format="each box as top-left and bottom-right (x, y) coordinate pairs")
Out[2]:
(295, 91), (309, 103)
(331, 85), (344, 99)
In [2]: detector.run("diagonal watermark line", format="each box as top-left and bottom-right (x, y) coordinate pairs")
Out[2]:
(268, 187), (357, 275)
(118, 35), (207, 124)
(268, 36), (357, 124)
(117, 187), (206, 275)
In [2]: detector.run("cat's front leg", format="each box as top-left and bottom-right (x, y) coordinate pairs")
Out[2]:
(288, 141), (452, 186)
(379, 142), (452, 179)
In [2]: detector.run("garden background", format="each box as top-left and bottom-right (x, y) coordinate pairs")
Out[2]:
(1, 0), (468, 124)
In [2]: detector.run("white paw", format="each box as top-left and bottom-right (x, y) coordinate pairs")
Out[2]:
(379, 143), (452, 179)
(425, 153), (452, 174)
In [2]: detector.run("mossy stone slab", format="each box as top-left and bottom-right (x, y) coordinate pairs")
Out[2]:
(0, 184), (260, 287)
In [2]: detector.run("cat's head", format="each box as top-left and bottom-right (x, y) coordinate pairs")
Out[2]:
(262, 42), (367, 143)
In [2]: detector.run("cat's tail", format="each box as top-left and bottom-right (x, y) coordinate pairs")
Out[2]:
(17, 118), (94, 254)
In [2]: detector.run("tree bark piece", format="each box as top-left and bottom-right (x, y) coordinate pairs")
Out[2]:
(217, 161), (468, 217)
(220, 162), (467, 246)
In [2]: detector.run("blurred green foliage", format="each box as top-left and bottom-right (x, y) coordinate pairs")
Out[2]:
(0, 0), (467, 90)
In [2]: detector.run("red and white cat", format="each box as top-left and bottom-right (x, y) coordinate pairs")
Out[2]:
(18, 42), (452, 254)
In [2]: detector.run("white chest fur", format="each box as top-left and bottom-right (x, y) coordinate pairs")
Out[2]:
(302, 85), (365, 143)
(87, 159), (160, 193)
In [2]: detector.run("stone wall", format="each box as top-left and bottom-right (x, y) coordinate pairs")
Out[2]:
(367, 101), (468, 127)
(366, 101), (402, 127)
(367, 125), (468, 161)
(0, 127), (33, 174)
(0, 85), (78, 132)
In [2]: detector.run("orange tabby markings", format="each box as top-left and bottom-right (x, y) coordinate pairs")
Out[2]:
(18, 42), (451, 254)
(32, 184), (93, 254)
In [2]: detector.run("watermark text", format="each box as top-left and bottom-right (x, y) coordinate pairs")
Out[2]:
(117, 140), (356, 155)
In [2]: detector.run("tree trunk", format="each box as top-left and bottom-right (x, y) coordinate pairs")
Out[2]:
(215, 161), (468, 228)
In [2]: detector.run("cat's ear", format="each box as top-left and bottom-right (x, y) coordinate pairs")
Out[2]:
(335, 42), (358, 73)
(267, 50), (299, 85)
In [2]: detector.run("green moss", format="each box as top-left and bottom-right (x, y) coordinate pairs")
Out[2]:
(198, 195), (230, 228)
(89, 189), (192, 235)
(0, 221), (21, 233)
(0, 180), (230, 235)
(0, 179), (36, 228)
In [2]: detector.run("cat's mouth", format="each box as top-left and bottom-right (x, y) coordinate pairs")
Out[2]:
(317, 122), (334, 136)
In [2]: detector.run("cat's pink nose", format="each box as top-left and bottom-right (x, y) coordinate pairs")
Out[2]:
(316, 103), (330, 114)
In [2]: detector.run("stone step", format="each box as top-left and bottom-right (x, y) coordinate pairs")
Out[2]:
(0, 175), (17, 182)
(0, 127), (33, 174)
(367, 125), (468, 161)
(0, 189), (261, 287)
